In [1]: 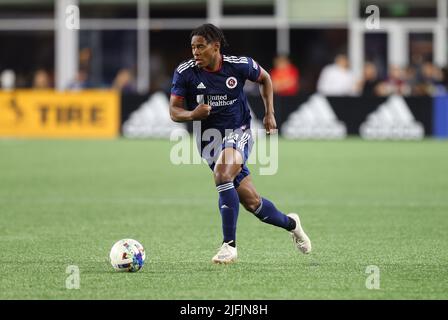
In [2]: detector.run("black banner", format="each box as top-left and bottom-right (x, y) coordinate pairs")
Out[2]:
(121, 93), (434, 136)
(248, 95), (433, 136)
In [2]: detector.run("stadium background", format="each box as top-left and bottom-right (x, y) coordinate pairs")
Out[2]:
(1, 0), (448, 300)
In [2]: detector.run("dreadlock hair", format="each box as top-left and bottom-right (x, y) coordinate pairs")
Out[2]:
(190, 24), (229, 52)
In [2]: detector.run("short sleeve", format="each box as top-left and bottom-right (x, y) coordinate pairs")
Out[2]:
(171, 69), (187, 98)
(246, 57), (262, 82)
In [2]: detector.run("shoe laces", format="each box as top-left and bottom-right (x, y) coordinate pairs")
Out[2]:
(292, 234), (306, 247)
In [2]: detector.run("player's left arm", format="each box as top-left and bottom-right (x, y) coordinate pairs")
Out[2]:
(256, 67), (277, 134)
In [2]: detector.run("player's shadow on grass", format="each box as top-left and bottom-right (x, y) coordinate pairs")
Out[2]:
(97, 256), (322, 274)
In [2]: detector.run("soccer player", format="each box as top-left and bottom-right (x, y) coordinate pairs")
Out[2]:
(170, 24), (311, 264)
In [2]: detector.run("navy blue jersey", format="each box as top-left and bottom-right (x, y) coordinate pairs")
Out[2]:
(171, 55), (261, 136)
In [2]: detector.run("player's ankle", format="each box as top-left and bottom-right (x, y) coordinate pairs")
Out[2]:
(223, 240), (236, 248)
(286, 217), (296, 231)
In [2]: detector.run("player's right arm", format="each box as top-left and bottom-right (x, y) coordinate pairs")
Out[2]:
(170, 66), (211, 122)
(169, 95), (211, 122)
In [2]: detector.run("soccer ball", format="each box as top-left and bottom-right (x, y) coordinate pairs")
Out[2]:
(109, 239), (146, 272)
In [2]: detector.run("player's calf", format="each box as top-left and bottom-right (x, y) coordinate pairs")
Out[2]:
(249, 197), (296, 231)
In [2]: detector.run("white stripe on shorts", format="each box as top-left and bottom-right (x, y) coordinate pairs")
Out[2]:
(237, 132), (250, 150)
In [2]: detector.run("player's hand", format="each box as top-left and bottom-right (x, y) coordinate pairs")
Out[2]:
(192, 104), (212, 120)
(263, 113), (277, 135)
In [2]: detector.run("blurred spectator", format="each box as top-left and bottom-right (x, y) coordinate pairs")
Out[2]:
(317, 54), (355, 96)
(405, 65), (419, 95)
(418, 62), (444, 96)
(0, 69), (16, 90)
(377, 65), (411, 96)
(357, 62), (381, 96)
(32, 69), (52, 89)
(149, 52), (171, 94)
(67, 69), (94, 90)
(79, 47), (92, 71)
(112, 68), (136, 93)
(270, 55), (300, 96)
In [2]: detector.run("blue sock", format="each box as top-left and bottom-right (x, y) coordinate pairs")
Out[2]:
(216, 182), (240, 244)
(254, 198), (295, 231)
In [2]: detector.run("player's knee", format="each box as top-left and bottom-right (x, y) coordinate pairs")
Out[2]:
(213, 170), (235, 185)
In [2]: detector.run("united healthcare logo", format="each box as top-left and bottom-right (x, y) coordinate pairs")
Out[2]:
(197, 94), (237, 109)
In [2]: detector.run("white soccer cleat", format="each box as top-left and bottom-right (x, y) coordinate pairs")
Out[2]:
(287, 213), (312, 254)
(212, 241), (238, 264)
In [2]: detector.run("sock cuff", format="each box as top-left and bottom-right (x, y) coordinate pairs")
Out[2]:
(254, 198), (264, 215)
(216, 182), (234, 193)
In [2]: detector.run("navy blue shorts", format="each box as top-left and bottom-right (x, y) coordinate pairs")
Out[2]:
(207, 128), (254, 189)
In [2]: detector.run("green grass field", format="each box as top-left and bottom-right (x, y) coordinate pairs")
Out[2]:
(0, 138), (447, 299)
